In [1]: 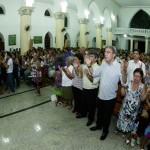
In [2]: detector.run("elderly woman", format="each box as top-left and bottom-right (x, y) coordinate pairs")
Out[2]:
(58, 56), (73, 109)
(115, 68), (147, 136)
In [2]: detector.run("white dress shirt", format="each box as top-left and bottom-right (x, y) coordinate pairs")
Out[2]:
(127, 60), (146, 82)
(93, 59), (125, 100)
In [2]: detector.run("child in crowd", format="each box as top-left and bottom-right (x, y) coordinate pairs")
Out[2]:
(31, 56), (42, 96)
(53, 58), (62, 106)
(13, 57), (20, 88)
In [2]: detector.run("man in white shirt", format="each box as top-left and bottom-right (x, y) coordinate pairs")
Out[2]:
(89, 46), (127, 140)
(127, 49), (146, 82)
(76, 51), (100, 127)
(2, 52), (15, 93)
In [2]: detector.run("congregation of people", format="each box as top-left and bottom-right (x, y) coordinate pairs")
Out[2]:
(1, 46), (150, 150)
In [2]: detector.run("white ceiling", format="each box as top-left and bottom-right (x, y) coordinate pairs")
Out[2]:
(35, 0), (77, 10)
(35, 0), (150, 9)
(35, 0), (53, 4)
(112, 0), (150, 7)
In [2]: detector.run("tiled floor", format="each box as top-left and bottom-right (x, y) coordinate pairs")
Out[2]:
(0, 83), (144, 150)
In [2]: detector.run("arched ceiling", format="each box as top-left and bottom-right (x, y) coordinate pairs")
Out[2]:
(35, 0), (77, 10)
(35, 0), (95, 18)
(112, 0), (150, 7)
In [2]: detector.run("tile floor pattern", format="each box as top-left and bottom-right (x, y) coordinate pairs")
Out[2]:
(0, 83), (145, 150)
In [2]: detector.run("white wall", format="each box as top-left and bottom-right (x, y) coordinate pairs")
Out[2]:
(87, 12), (96, 47)
(0, 0), (21, 51)
(120, 7), (150, 28)
(0, 0), (79, 51)
(31, 2), (55, 48)
(96, 0), (120, 46)
(0, 0), (122, 51)
(65, 8), (79, 47)
(118, 7), (150, 49)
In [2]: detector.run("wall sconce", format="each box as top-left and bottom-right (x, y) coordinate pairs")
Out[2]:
(100, 16), (105, 24)
(25, 25), (30, 31)
(111, 13), (115, 21)
(61, 28), (66, 32)
(85, 32), (89, 35)
(25, 25), (31, 32)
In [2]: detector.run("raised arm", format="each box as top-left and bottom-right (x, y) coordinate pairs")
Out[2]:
(120, 59), (127, 84)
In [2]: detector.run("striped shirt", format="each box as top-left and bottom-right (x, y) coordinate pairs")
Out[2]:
(93, 59), (124, 100)
(72, 67), (83, 90)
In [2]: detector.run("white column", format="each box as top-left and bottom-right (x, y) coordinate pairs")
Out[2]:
(130, 37), (133, 52)
(54, 12), (66, 50)
(145, 36), (149, 53)
(79, 18), (88, 48)
(134, 40), (138, 49)
(19, 6), (34, 55)
(106, 27), (112, 46)
(95, 23), (103, 49)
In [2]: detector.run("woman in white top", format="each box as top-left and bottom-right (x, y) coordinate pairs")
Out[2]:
(58, 56), (73, 109)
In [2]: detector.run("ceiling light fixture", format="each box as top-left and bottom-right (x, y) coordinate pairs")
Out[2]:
(124, 34), (127, 38)
(25, 0), (34, 7)
(84, 9), (90, 19)
(61, 1), (68, 12)
(100, 16), (105, 24)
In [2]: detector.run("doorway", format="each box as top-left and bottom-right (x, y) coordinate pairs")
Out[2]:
(64, 33), (70, 48)
(128, 40), (145, 53)
(0, 34), (4, 51)
(138, 41), (145, 53)
(44, 32), (50, 49)
(92, 37), (96, 48)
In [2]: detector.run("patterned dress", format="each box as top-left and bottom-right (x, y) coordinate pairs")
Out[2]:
(53, 70), (62, 96)
(116, 81), (144, 132)
(145, 63), (150, 86)
(31, 61), (42, 86)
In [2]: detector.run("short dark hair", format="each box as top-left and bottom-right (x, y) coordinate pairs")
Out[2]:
(133, 68), (144, 78)
(133, 49), (140, 55)
(88, 49), (98, 58)
(74, 53), (84, 64)
(7, 52), (12, 57)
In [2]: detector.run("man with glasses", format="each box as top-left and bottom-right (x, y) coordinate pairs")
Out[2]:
(89, 46), (127, 140)
(76, 50), (100, 128)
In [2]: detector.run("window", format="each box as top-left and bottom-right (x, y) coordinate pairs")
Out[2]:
(64, 16), (68, 27)
(0, 7), (4, 14)
(130, 10), (150, 29)
(44, 10), (50, 17)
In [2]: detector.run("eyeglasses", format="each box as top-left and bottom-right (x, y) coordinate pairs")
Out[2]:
(104, 51), (113, 54)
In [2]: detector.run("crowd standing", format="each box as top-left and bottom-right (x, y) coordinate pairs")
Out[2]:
(1, 46), (150, 150)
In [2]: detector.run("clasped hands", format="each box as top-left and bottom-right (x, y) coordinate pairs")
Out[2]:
(84, 55), (92, 76)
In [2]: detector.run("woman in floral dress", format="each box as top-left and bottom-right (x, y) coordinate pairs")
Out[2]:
(116, 68), (147, 135)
